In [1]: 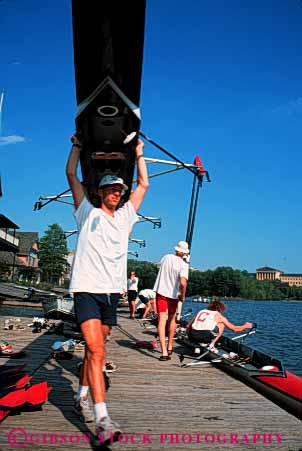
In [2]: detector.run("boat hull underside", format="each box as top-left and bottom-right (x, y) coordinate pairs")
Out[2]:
(71, 1), (146, 205)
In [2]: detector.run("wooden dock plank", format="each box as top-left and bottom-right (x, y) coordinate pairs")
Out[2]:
(0, 312), (301, 451)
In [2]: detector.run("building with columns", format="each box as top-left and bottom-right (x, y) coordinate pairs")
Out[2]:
(256, 266), (302, 287)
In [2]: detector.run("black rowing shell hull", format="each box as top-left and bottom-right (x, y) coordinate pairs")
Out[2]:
(180, 335), (301, 420)
(71, 0), (146, 206)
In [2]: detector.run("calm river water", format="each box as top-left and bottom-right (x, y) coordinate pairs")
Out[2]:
(183, 299), (302, 376)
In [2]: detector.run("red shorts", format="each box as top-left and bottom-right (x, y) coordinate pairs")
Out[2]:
(156, 293), (178, 315)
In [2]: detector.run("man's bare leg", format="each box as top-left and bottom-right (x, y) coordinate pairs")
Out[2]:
(80, 323), (112, 387)
(129, 300), (136, 318)
(167, 313), (176, 352)
(80, 319), (106, 403)
(157, 312), (168, 356)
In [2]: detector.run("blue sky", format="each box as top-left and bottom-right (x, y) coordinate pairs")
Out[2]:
(1, 0), (302, 274)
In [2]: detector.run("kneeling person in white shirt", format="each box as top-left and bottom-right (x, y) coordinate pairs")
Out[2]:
(137, 289), (156, 319)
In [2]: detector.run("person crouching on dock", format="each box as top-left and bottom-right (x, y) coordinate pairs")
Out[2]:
(186, 298), (253, 351)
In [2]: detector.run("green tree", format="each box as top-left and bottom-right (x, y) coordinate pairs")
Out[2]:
(186, 270), (204, 297)
(124, 259), (302, 301)
(39, 223), (69, 285)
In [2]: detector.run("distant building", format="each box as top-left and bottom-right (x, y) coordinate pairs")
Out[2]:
(256, 266), (283, 281)
(280, 274), (302, 287)
(0, 214), (19, 253)
(0, 214), (20, 280)
(256, 266), (302, 287)
(0, 231), (40, 283)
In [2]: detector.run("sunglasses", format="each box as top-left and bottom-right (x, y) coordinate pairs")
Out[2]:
(102, 186), (124, 195)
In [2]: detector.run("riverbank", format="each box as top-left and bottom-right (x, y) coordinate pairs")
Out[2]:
(189, 296), (302, 302)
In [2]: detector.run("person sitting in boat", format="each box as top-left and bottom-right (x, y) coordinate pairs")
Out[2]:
(186, 298), (253, 348)
(137, 289), (157, 319)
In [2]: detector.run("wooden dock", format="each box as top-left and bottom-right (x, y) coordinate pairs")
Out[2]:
(0, 309), (301, 451)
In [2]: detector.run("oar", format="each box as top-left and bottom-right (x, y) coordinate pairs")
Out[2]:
(180, 344), (218, 368)
(232, 323), (257, 342)
(181, 311), (192, 318)
(182, 357), (222, 368)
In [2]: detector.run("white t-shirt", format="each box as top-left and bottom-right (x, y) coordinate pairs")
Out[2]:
(153, 254), (189, 299)
(138, 289), (155, 300)
(127, 276), (139, 291)
(69, 197), (138, 293)
(192, 309), (217, 331)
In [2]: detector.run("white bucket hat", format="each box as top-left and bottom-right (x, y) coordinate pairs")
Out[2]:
(174, 240), (190, 254)
(99, 174), (128, 190)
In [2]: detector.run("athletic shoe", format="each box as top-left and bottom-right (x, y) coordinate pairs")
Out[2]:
(105, 361), (118, 373)
(95, 416), (121, 446)
(73, 396), (94, 423)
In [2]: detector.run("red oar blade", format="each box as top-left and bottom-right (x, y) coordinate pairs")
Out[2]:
(0, 388), (27, 408)
(25, 382), (52, 405)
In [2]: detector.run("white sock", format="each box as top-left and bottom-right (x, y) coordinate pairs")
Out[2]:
(94, 402), (108, 423)
(76, 385), (89, 401)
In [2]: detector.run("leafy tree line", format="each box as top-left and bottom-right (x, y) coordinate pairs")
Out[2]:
(34, 223), (302, 301)
(127, 260), (302, 301)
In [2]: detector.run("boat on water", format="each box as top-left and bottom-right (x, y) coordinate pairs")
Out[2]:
(42, 294), (75, 320)
(177, 327), (302, 420)
(191, 296), (209, 303)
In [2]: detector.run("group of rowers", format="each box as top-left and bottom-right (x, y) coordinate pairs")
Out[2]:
(66, 135), (253, 444)
(127, 271), (252, 359)
(132, 293), (253, 354)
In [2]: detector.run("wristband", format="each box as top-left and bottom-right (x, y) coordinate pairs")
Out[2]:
(136, 155), (144, 161)
(72, 143), (82, 149)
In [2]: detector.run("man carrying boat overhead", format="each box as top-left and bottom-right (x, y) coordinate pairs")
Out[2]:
(66, 134), (148, 440)
(153, 241), (190, 360)
(186, 298), (253, 351)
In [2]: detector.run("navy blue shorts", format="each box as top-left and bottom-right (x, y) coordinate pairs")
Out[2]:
(138, 295), (151, 305)
(74, 293), (120, 326)
(128, 290), (137, 302)
(188, 329), (215, 344)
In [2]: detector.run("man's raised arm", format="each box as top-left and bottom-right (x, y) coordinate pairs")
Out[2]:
(66, 135), (85, 209)
(129, 139), (149, 212)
